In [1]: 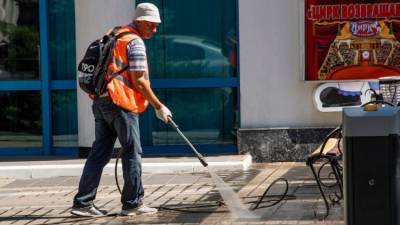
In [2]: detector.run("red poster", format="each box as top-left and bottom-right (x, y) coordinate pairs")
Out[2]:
(305, 0), (400, 80)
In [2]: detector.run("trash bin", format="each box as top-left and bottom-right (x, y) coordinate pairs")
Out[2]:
(343, 106), (400, 225)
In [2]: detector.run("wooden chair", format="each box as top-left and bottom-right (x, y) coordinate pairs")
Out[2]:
(306, 126), (343, 219)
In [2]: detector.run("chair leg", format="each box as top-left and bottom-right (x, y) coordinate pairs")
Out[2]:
(336, 163), (343, 185)
(330, 160), (343, 201)
(310, 163), (330, 219)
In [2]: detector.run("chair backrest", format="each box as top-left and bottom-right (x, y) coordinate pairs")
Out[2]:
(319, 138), (340, 156)
(318, 126), (342, 156)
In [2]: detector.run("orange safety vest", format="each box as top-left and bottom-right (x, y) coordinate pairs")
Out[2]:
(106, 25), (149, 113)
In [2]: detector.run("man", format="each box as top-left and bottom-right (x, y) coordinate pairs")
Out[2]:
(71, 3), (171, 217)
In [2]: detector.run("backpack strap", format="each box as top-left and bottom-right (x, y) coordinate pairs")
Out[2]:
(110, 28), (139, 74)
(106, 26), (121, 36)
(116, 31), (137, 39)
(116, 63), (129, 75)
(113, 30), (139, 75)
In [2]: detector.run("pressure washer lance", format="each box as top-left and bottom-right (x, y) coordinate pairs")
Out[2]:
(167, 116), (208, 167)
(115, 117), (209, 194)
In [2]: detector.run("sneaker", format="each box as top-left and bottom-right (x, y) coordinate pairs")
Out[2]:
(121, 205), (158, 216)
(71, 204), (108, 217)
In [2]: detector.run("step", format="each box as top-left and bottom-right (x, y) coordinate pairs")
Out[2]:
(0, 154), (252, 179)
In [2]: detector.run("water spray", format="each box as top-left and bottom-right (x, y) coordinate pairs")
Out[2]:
(113, 117), (293, 219)
(166, 117), (258, 219)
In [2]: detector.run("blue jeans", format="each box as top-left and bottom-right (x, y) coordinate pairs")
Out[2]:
(73, 96), (144, 209)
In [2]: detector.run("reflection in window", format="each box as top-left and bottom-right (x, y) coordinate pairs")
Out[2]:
(139, 88), (237, 146)
(48, 0), (76, 80)
(52, 91), (78, 147)
(0, 0), (39, 80)
(0, 91), (42, 147)
(138, 0), (238, 78)
(170, 42), (205, 61)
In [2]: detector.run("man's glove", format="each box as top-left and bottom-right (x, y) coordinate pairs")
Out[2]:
(155, 105), (172, 123)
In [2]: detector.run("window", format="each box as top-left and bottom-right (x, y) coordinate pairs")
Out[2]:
(52, 91), (77, 147)
(48, 0), (76, 80)
(0, 91), (42, 147)
(140, 88), (237, 146)
(136, 0), (239, 151)
(139, 0), (237, 79)
(0, 0), (77, 155)
(0, 0), (39, 80)
(48, 0), (77, 150)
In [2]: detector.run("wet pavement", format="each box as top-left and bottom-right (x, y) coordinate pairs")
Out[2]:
(0, 162), (344, 225)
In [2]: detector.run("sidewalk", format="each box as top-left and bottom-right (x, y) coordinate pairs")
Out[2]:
(0, 162), (344, 225)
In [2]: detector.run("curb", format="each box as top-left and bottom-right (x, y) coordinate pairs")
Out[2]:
(0, 154), (252, 179)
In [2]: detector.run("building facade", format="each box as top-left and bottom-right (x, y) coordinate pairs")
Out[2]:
(0, 0), (342, 159)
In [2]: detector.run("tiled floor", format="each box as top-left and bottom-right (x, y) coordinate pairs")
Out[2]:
(0, 162), (344, 225)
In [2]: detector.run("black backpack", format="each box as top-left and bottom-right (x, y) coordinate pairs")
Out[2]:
(77, 27), (134, 96)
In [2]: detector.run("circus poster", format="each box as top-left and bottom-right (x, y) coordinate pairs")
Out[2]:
(305, 0), (400, 80)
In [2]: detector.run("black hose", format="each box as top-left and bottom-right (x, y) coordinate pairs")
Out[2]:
(159, 177), (295, 213)
(252, 178), (291, 209)
(158, 202), (229, 213)
(10, 178), (294, 223)
(361, 100), (394, 107)
(112, 120), (294, 213)
(115, 149), (123, 194)
(115, 118), (210, 194)
(6, 212), (121, 225)
(114, 150), (294, 212)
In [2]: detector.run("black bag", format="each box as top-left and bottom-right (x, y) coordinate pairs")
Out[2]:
(77, 27), (133, 95)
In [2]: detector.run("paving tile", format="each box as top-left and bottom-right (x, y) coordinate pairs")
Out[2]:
(0, 179), (14, 188)
(263, 221), (281, 225)
(145, 174), (177, 185)
(8, 207), (41, 225)
(168, 174), (202, 184)
(3, 180), (38, 189)
(99, 175), (119, 186)
(0, 163), (345, 225)
(56, 177), (80, 187)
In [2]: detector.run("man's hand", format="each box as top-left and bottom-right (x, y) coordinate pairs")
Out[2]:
(155, 105), (172, 123)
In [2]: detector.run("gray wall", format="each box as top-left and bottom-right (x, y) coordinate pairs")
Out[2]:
(239, 0), (341, 129)
(75, 0), (135, 147)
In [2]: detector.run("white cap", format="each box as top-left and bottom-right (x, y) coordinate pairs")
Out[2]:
(134, 3), (161, 23)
